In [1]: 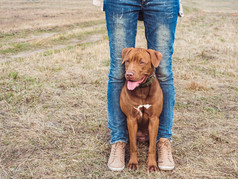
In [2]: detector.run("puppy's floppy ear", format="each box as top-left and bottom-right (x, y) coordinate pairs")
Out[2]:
(147, 49), (162, 68)
(122, 47), (133, 64)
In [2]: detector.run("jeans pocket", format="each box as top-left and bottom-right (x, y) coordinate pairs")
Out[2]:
(163, 2), (180, 23)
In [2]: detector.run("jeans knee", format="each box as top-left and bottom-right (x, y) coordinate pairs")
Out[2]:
(156, 66), (173, 84)
(109, 68), (125, 83)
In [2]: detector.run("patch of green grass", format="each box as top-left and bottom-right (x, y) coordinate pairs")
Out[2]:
(77, 41), (96, 49)
(102, 59), (110, 67)
(0, 42), (31, 55)
(4, 92), (14, 103)
(51, 66), (62, 72)
(31, 19), (105, 36)
(218, 38), (225, 42)
(204, 106), (220, 114)
(183, 6), (199, 14)
(175, 101), (187, 109)
(1, 72), (43, 105)
(8, 71), (19, 80)
(0, 31), (31, 45)
(103, 35), (108, 40)
(77, 19), (105, 28)
(0, 20), (106, 57)
(82, 63), (92, 70)
(0, 33), (15, 42)
(49, 27), (104, 45)
(232, 86), (238, 92)
(81, 28), (106, 37)
(52, 34), (69, 42)
(192, 65), (229, 78)
(42, 49), (54, 56)
(67, 45), (75, 50)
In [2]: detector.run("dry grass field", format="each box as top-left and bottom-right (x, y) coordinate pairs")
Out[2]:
(0, 0), (238, 178)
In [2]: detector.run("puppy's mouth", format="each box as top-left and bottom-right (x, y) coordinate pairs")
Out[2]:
(127, 76), (146, 90)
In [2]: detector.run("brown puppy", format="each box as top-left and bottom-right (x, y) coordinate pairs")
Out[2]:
(120, 48), (163, 172)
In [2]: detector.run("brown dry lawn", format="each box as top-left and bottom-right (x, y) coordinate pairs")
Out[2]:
(0, 0), (237, 178)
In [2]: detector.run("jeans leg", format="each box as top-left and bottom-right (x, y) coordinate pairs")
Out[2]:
(104, 0), (140, 144)
(143, 0), (179, 142)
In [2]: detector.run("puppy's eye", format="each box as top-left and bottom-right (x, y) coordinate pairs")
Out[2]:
(125, 59), (130, 63)
(139, 61), (145, 65)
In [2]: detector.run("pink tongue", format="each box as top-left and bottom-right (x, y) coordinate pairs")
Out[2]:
(127, 77), (145, 90)
(127, 81), (140, 90)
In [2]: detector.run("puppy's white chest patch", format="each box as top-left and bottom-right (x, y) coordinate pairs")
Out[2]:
(134, 104), (152, 117)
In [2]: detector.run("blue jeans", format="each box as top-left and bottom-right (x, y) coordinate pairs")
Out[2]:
(104, 0), (179, 144)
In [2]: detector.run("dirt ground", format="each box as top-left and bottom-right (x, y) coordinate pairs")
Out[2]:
(0, 0), (237, 178)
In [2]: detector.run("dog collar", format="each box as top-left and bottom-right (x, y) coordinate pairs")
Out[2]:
(139, 70), (156, 88)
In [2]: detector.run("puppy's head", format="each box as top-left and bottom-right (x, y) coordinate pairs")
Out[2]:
(122, 47), (162, 90)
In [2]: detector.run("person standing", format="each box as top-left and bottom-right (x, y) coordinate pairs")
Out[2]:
(94, 0), (182, 171)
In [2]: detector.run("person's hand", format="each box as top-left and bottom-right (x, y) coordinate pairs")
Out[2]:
(93, 0), (103, 10)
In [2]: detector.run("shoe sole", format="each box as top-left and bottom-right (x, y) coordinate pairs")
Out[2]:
(108, 165), (125, 171)
(158, 165), (174, 170)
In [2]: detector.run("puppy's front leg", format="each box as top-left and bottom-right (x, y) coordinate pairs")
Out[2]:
(127, 116), (139, 170)
(147, 116), (159, 172)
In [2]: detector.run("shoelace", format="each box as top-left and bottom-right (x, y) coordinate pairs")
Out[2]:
(158, 140), (173, 163)
(111, 142), (125, 162)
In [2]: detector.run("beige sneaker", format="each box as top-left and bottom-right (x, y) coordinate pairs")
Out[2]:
(157, 138), (175, 170)
(108, 141), (126, 171)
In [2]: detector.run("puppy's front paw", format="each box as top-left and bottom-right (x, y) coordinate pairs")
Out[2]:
(127, 160), (139, 170)
(147, 160), (158, 172)
(147, 164), (158, 172)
